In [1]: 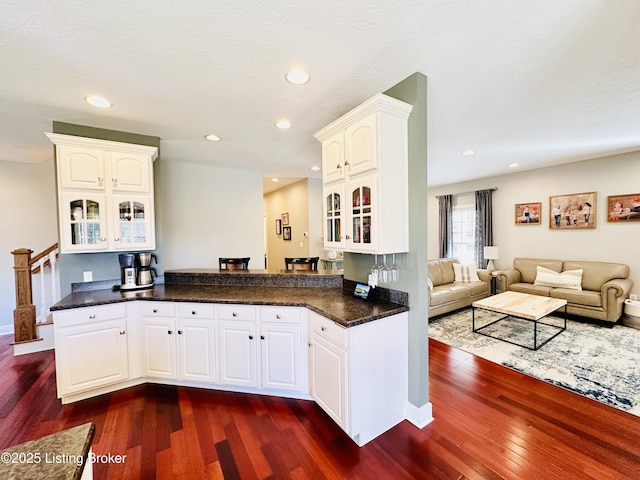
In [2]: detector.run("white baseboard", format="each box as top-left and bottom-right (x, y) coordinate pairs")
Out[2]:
(406, 401), (434, 429)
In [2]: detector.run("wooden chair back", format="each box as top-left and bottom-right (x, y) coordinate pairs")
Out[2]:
(219, 257), (250, 270)
(284, 257), (319, 271)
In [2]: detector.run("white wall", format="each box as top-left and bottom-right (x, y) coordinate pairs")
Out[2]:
(428, 151), (640, 297)
(159, 161), (265, 270)
(0, 159), (58, 329)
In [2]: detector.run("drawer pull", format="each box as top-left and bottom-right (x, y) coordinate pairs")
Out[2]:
(232, 312), (238, 317)
(276, 314), (281, 319)
(153, 309), (158, 313)
(191, 310), (197, 315)
(119, 330), (125, 335)
(89, 314), (96, 319)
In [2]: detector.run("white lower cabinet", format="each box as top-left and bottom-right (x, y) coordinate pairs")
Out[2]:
(259, 306), (305, 393)
(308, 310), (408, 446)
(53, 300), (408, 445)
(54, 304), (129, 397)
(141, 302), (217, 383)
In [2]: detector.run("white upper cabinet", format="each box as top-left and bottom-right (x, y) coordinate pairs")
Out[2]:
(46, 133), (158, 253)
(314, 94), (413, 254)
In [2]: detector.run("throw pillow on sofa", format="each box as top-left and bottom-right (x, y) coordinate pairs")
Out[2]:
(534, 266), (583, 290)
(453, 262), (480, 282)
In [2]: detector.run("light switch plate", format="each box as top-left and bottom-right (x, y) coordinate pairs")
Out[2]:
(83, 271), (93, 282)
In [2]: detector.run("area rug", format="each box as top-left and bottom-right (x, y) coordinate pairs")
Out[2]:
(429, 308), (640, 416)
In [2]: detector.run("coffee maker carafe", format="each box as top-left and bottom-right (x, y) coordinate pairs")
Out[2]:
(118, 253), (137, 289)
(136, 253), (157, 287)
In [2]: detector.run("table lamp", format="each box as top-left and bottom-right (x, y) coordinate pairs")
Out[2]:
(484, 246), (499, 271)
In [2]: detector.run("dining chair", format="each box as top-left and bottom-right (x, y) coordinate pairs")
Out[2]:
(219, 257), (250, 270)
(284, 257), (319, 271)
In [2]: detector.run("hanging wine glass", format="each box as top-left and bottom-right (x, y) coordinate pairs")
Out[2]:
(371, 254), (381, 284)
(380, 254), (390, 283)
(390, 253), (400, 282)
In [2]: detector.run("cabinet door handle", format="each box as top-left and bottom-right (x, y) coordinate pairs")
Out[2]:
(260, 335), (265, 340)
(344, 160), (350, 166)
(308, 342), (312, 347)
(321, 326), (326, 332)
(112, 178), (118, 185)
(100, 237), (106, 242)
(168, 330), (173, 335)
(345, 235), (351, 240)
(119, 330), (125, 335)
(178, 330), (183, 335)
(97, 177), (103, 184)
(114, 237), (120, 242)
(248, 335), (254, 340)
(336, 163), (341, 170)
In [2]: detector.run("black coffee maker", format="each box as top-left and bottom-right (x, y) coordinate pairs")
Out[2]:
(118, 253), (137, 289)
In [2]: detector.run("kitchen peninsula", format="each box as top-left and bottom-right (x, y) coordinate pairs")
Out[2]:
(50, 268), (410, 446)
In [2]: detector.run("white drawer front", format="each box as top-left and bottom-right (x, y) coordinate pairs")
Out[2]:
(177, 302), (215, 319)
(54, 303), (127, 328)
(139, 302), (175, 317)
(309, 311), (348, 348)
(259, 306), (301, 324)
(218, 304), (256, 321)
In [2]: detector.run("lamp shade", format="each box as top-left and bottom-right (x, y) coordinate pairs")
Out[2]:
(483, 246), (499, 260)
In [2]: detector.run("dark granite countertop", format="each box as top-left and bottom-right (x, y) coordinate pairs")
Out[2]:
(51, 284), (408, 327)
(0, 423), (94, 480)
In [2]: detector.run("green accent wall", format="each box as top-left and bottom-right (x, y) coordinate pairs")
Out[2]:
(343, 73), (429, 407)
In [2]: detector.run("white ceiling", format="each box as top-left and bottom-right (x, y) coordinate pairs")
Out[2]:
(1, 1), (639, 188)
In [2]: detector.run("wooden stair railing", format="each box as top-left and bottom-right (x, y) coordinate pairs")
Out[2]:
(11, 243), (59, 344)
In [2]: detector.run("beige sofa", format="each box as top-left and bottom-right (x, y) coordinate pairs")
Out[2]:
(495, 258), (633, 323)
(428, 258), (491, 317)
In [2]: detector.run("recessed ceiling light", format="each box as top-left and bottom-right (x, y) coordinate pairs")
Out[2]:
(84, 96), (112, 108)
(204, 134), (222, 142)
(272, 178), (280, 182)
(509, 162), (520, 168)
(285, 69), (310, 85)
(275, 120), (292, 129)
(461, 149), (476, 156)
(311, 166), (320, 171)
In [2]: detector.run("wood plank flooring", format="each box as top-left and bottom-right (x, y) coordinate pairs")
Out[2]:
(1, 334), (640, 479)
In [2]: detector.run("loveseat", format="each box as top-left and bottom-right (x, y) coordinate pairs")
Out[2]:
(495, 258), (633, 323)
(428, 258), (491, 317)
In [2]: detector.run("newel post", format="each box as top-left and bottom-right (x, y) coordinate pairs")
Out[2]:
(11, 248), (37, 343)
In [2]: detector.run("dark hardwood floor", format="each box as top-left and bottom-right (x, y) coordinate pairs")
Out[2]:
(1, 334), (640, 479)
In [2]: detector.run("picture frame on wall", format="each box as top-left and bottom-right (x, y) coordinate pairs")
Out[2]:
(607, 193), (640, 222)
(282, 226), (292, 240)
(515, 202), (541, 224)
(281, 213), (289, 225)
(549, 192), (597, 229)
(275, 219), (282, 234)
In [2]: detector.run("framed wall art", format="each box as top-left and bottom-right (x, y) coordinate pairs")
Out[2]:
(515, 202), (541, 224)
(281, 212), (289, 225)
(275, 218), (282, 234)
(282, 226), (292, 241)
(549, 192), (596, 229)
(607, 193), (640, 222)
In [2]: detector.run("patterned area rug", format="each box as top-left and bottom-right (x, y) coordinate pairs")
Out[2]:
(429, 308), (640, 416)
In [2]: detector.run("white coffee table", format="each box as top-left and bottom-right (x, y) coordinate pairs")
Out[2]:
(472, 291), (567, 350)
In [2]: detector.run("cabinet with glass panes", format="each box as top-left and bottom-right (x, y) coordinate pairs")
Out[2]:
(46, 133), (158, 253)
(315, 94), (412, 253)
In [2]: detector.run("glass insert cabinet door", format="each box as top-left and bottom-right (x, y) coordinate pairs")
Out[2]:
(324, 191), (342, 246)
(350, 184), (373, 247)
(113, 195), (154, 249)
(60, 193), (107, 251)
